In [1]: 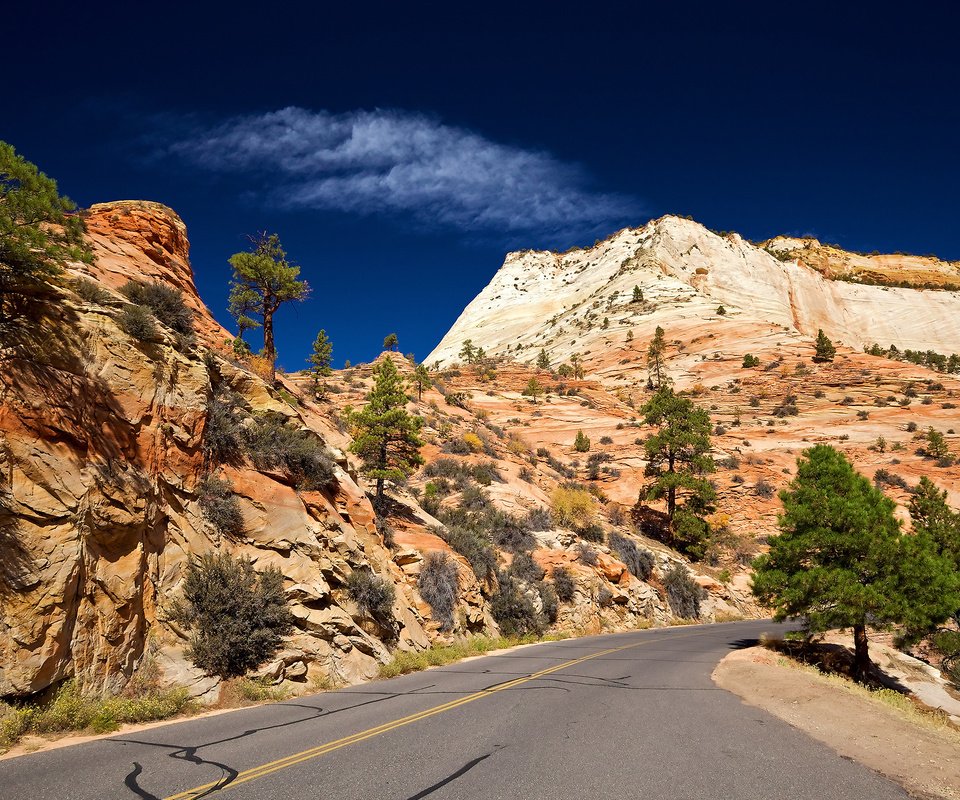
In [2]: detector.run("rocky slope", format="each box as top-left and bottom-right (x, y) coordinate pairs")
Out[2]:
(427, 216), (960, 368)
(0, 203), (435, 701)
(3, 203), (958, 707)
(1, 203), (741, 705)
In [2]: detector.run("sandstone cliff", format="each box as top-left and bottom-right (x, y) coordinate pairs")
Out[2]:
(426, 216), (960, 369)
(0, 203), (436, 700)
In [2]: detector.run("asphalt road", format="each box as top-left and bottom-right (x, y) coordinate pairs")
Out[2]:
(0, 620), (909, 799)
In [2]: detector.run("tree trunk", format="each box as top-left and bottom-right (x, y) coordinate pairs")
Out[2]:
(263, 312), (276, 384)
(666, 451), (676, 528)
(852, 622), (871, 683)
(375, 439), (388, 500)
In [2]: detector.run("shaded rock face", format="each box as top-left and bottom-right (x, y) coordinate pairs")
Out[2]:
(0, 203), (435, 700)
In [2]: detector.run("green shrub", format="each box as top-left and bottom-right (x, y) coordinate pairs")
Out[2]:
(537, 580), (559, 622)
(119, 280), (194, 341)
(551, 566), (576, 602)
(742, 354), (760, 368)
(197, 475), (244, 536)
(573, 430), (591, 452)
(442, 525), (497, 582)
(244, 414), (335, 490)
(347, 570), (396, 634)
(203, 390), (245, 466)
(170, 552), (292, 678)
(491, 576), (545, 636)
(72, 277), (111, 305)
(610, 532), (654, 580)
(664, 564), (706, 619)
(508, 550), (545, 582)
(118, 304), (157, 340)
(418, 551), (460, 631)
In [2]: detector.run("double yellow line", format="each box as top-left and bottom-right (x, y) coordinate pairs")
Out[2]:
(164, 632), (691, 799)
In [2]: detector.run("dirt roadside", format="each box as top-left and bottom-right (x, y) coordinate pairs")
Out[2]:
(713, 646), (960, 799)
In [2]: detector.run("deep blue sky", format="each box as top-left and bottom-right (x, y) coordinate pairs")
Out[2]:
(6, 3), (959, 368)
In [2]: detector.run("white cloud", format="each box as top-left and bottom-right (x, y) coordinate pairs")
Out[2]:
(166, 107), (638, 236)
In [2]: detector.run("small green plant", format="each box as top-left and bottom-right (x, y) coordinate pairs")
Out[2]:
(552, 566), (576, 602)
(197, 474), (244, 536)
(742, 354), (760, 368)
(573, 430), (591, 452)
(347, 570), (396, 634)
(118, 304), (158, 340)
(418, 551), (460, 630)
(72, 277), (111, 305)
(664, 564), (706, 619)
(812, 329), (836, 363)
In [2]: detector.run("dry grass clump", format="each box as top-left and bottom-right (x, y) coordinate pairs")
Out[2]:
(550, 486), (595, 527)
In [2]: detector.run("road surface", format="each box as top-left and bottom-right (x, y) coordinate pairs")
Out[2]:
(0, 620), (909, 799)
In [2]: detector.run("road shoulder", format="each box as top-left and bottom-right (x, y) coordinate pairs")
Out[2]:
(713, 646), (960, 800)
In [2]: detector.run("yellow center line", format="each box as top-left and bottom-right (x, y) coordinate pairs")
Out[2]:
(163, 629), (705, 800)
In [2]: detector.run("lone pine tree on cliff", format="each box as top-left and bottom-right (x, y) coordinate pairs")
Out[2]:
(349, 356), (424, 500)
(228, 233), (309, 383)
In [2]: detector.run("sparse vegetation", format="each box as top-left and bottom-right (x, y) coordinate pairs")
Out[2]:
(552, 566), (576, 602)
(610, 532), (654, 580)
(170, 552), (292, 678)
(417, 545), (462, 631)
(245, 413), (335, 490)
(664, 564), (706, 619)
(347, 570), (396, 635)
(197, 474), (244, 536)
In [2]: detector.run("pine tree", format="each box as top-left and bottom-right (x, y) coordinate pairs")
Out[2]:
(626, 330), (633, 342)
(349, 357), (424, 500)
(574, 430), (591, 452)
(570, 352), (585, 380)
(0, 141), (94, 319)
(752, 446), (960, 681)
(923, 427), (951, 461)
(228, 233), (309, 383)
(459, 339), (475, 364)
(812, 329), (836, 363)
(411, 362), (431, 401)
(536, 348), (550, 369)
(522, 377), (544, 403)
(910, 477), (960, 565)
(647, 326), (668, 388)
(307, 329), (333, 394)
(383, 333), (399, 351)
(632, 285), (644, 303)
(641, 386), (715, 554)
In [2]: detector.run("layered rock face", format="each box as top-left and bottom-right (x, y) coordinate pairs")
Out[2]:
(427, 216), (960, 369)
(0, 203), (437, 700)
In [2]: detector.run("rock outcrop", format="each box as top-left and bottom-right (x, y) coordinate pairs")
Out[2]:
(0, 203), (434, 700)
(427, 216), (960, 368)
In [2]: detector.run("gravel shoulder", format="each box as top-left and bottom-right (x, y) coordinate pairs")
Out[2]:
(714, 646), (960, 799)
